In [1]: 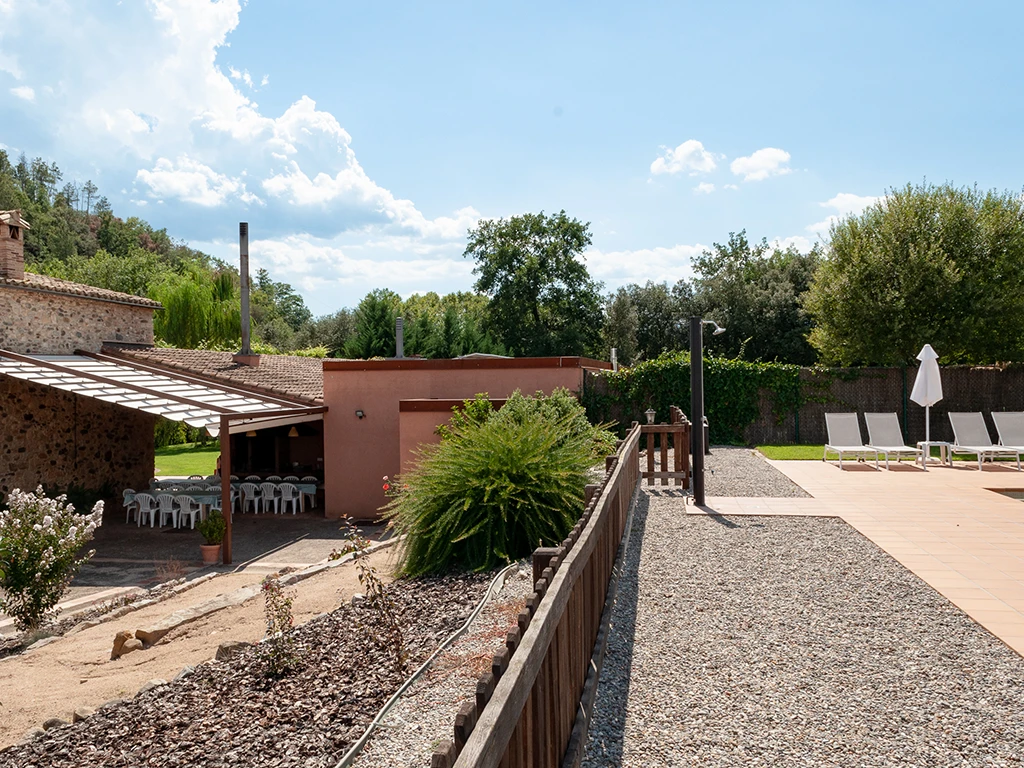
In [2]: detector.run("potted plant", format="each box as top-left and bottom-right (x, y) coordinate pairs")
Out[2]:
(196, 510), (226, 565)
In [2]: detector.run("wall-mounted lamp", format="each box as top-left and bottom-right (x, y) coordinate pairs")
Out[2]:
(701, 319), (727, 335)
(645, 408), (656, 424)
(245, 430), (257, 437)
(355, 409), (365, 420)
(287, 426), (299, 437)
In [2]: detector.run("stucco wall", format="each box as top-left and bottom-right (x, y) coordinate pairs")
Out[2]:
(0, 375), (155, 499)
(0, 286), (154, 354)
(322, 359), (603, 520)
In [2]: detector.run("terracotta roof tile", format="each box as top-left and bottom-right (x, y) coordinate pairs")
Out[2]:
(0, 273), (163, 309)
(103, 346), (324, 403)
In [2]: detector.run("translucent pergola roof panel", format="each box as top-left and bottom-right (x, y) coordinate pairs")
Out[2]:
(0, 352), (321, 436)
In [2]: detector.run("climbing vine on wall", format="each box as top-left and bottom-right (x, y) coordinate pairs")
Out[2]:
(583, 352), (812, 443)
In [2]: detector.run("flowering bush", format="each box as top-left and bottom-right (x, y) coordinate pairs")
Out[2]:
(260, 574), (297, 677)
(0, 486), (103, 632)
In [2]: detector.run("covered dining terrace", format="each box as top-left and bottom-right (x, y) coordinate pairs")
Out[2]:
(0, 348), (327, 564)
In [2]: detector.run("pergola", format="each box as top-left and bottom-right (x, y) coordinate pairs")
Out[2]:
(0, 348), (327, 563)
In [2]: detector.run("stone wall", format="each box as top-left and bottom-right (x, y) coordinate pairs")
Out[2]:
(0, 375), (155, 499)
(0, 286), (154, 354)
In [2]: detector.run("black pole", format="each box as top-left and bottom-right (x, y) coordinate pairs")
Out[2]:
(690, 316), (705, 506)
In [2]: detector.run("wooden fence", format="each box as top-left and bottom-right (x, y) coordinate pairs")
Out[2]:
(641, 405), (691, 488)
(431, 420), (645, 767)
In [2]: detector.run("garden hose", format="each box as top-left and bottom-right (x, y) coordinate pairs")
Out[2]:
(333, 561), (522, 768)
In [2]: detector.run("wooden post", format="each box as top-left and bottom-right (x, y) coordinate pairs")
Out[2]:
(220, 415), (233, 565)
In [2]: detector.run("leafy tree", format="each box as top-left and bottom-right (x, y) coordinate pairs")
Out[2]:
(805, 183), (1024, 365)
(693, 231), (821, 365)
(465, 210), (604, 356)
(345, 288), (401, 358)
(622, 280), (694, 361)
(603, 288), (639, 365)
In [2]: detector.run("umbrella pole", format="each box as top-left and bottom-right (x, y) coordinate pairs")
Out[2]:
(925, 405), (931, 468)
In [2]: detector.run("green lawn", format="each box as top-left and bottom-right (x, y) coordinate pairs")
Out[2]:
(757, 445), (824, 460)
(154, 442), (219, 476)
(757, 444), (1015, 462)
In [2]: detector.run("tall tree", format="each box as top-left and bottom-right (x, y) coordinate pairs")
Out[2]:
(465, 210), (604, 356)
(693, 231), (821, 364)
(805, 183), (1024, 365)
(345, 288), (401, 359)
(602, 288), (639, 365)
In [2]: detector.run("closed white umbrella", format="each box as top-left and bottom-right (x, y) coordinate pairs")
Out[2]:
(910, 344), (943, 465)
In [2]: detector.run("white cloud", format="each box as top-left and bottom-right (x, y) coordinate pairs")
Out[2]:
(693, 182), (715, 194)
(136, 155), (258, 207)
(730, 147), (791, 182)
(770, 235), (814, 252)
(10, 85), (34, 101)
(586, 243), (705, 287)
(650, 140), (717, 176)
(806, 192), (879, 234)
(724, 183), (739, 190)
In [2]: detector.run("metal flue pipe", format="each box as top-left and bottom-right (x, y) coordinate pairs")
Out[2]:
(239, 222), (251, 356)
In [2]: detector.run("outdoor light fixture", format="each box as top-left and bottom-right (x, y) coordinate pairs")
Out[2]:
(355, 409), (365, 419)
(245, 430), (256, 438)
(702, 319), (727, 335)
(645, 408), (656, 424)
(287, 426), (299, 437)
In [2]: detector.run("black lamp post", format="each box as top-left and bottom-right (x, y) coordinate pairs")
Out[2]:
(689, 317), (725, 506)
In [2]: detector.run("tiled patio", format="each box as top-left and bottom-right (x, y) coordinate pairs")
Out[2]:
(701, 457), (1024, 656)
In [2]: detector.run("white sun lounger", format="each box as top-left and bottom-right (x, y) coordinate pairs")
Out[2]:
(864, 412), (922, 469)
(991, 412), (1024, 454)
(948, 412), (1021, 471)
(824, 412), (878, 469)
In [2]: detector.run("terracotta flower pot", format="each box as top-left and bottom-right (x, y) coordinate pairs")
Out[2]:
(200, 543), (221, 565)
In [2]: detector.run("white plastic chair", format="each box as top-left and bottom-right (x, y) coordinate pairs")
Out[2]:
(239, 482), (261, 513)
(123, 489), (138, 524)
(278, 483), (301, 515)
(188, 474), (204, 480)
(134, 493), (157, 527)
(266, 475), (282, 482)
(823, 413), (878, 469)
(177, 495), (201, 529)
(155, 493), (178, 528)
(283, 475), (299, 482)
(260, 482), (280, 514)
(864, 413), (922, 469)
(245, 474), (261, 482)
(949, 412), (1021, 471)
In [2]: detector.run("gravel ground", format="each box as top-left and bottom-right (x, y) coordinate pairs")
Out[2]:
(0, 571), (494, 768)
(583, 493), (1024, 767)
(645, 446), (809, 498)
(351, 564), (534, 767)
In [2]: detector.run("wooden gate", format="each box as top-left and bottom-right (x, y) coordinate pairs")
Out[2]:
(641, 406), (691, 489)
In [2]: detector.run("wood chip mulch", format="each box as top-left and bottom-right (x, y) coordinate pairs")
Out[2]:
(0, 570), (494, 768)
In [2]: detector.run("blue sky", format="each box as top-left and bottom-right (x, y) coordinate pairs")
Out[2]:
(2, 0), (1022, 315)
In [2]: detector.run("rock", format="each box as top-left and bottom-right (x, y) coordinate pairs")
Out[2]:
(216, 640), (250, 661)
(26, 636), (59, 651)
(350, 593), (366, 606)
(42, 717), (67, 731)
(100, 698), (124, 710)
(20, 727), (45, 742)
(136, 585), (261, 647)
(72, 706), (95, 723)
(121, 638), (144, 655)
(110, 630), (134, 660)
(138, 678), (167, 695)
(174, 665), (195, 681)
(66, 618), (102, 636)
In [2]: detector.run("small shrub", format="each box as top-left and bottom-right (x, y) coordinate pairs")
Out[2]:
(341, 517), (406, 674)
(197, 509), (226, 545)
(385, 408), (595, 577)
(0, 487), (104, 632)
(259, 575), (297, 677)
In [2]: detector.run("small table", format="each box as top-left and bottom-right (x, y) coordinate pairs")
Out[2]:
(917, 441), (953, 468)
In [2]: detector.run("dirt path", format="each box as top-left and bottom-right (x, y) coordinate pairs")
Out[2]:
(0, 548), (396, 747)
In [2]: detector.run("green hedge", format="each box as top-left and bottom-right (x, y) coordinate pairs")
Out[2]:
(583, 352), (806, 444)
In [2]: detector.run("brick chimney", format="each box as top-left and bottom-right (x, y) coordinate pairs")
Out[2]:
(0, 210), (29, 280)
